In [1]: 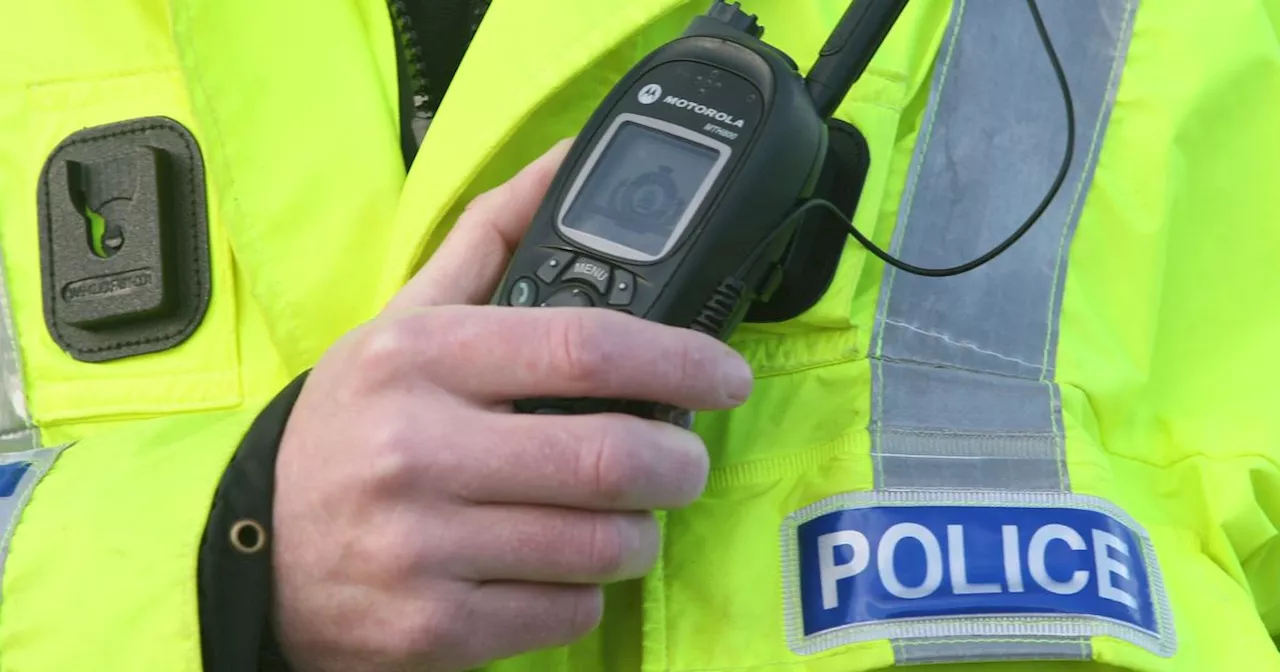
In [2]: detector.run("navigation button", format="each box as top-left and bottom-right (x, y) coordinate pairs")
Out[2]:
(561, 257), (611, 293)
(608, 269), (636, 306)
(507, 277), (537, 307)
(541, 287), (594, 307)
(536, 249), (576, 283)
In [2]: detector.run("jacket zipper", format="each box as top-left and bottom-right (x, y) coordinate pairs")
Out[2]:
(386, 0), (432, 166)
(385, 0), (492, 168)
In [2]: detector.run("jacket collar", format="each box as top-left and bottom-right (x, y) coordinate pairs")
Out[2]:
(380, 0), (690, 293)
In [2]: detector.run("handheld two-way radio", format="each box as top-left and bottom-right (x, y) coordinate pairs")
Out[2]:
(491, 0), (1073, 425)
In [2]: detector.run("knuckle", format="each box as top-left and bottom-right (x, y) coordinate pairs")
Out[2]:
(547, 312), (610, 385)
(377, 600), (453, 661)
(580, 419), (638, 506)
(364, 416), (422, 493)
(584, 515), (628, 578)
(359, 514), (430, 584)
(673, 336), (707, 388)
(350, 321), (416, 385)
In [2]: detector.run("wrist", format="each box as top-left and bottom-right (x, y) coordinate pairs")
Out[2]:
(198, 371), (311, 672)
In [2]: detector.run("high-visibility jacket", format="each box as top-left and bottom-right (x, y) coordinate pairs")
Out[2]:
(2, 0), (1280, 670)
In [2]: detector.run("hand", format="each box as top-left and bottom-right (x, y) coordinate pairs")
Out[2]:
(270, 140), (754, 672)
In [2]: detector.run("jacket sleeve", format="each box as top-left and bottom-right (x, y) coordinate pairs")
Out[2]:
(0, 373), (309, 672)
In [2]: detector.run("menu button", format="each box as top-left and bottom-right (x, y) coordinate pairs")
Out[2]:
(562, 258), (611, 293)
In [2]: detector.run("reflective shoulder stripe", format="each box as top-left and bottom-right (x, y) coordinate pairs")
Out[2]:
(0, 246), (67, 605)
(0, 250), (33, 456)
(0, 449), (64, 603)
(783, 0), (1173, 663)
(869, 0), (1134, 493)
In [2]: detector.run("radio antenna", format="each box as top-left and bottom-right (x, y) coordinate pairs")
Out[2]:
(804, 0), (910, 119)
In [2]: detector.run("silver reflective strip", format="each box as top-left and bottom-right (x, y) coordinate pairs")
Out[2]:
(863, 0), (1152, 662)
(873, 363), (1065, 491)
(0, 254), (34, 454)
(0, 222), (64, 603)
(0, 448), (64, 602)
(872, 0), (1138, 493)
(894, 637), (1090, 665)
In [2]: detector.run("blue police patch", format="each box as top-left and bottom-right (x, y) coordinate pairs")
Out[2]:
(0, 448), (66, 604)
(0, 461), (31, 498)
(780, 491), (1175, 658)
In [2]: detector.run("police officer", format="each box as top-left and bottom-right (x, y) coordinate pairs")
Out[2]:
(3, 1), (1280, 672)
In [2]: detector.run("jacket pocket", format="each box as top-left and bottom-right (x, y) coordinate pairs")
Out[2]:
(5, 68), (242, 434)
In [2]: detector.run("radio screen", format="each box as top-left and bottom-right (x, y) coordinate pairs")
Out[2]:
(561, 121), (720, 259)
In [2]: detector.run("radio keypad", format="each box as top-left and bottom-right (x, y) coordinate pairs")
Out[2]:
(608, 269), (636, 306)
(542, 287), (593, 307)
(560, 257), (612, 294)
(507, 277), (538, 307)
(536, 249), (576, 283)
(525, 248), (640, 310)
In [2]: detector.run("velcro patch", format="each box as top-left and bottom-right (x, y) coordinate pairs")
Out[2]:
(780, 491), (1175, 659)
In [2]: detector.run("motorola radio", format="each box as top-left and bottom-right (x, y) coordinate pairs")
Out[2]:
(490, 0), (1073, 425)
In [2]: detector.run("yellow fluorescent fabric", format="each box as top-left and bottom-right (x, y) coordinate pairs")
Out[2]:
(0, 0), (405, 669)
(0, 0), (1278, 671)
(1, 411), (264, 672)
(1054, 0), (1280, 666)
(436, 0), (1280, 670)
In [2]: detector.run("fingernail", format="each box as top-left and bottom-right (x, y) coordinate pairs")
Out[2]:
(720, 351), (754, 404)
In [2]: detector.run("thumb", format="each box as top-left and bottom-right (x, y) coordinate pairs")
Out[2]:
(387, 138), (574, 312)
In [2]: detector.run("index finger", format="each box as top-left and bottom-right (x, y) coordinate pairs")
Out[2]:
(391, 305), (754, 411)
(386, 138), (573, 312)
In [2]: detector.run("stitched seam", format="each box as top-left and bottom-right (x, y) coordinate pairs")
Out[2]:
(173, 5), (305, 371)
(893, 636), (1090, 664)
(752, 345), (861, 379)
(883, 318), (1040, 370)
(787, 491), (1151, 521)
(878, 354), (1053, 383)
(26, 66), (175, 92)
(871, 0), (964, 360)
(0, 258), (32, 446)
(872, 0), (966, 491)
(895, 637), (1089, 646)
(1039, 0), (1135, 382)
(706, 431), (863, 491)
(880, 428), (1056, 439)
(1039, 0), (1136, 491)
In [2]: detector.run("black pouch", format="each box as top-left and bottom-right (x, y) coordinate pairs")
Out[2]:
(745, 118), (869, 323)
